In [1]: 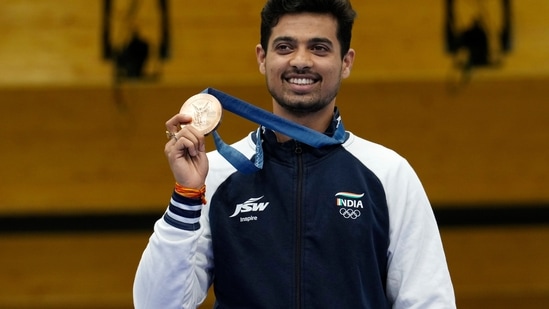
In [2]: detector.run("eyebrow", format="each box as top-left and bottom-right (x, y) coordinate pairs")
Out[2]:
(272, 36), (334, 48)
(272, 36), (296, 46)
(309, 37), (334, 47)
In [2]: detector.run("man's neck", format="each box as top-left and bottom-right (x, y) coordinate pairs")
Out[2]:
(272, 105), (334, 143)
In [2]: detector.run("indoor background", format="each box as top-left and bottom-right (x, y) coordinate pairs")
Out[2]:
(0, 0), (547, 308)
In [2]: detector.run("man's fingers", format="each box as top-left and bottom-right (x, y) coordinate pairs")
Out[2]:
(165, 114), (193, 134)
(172, 125), (205, 156)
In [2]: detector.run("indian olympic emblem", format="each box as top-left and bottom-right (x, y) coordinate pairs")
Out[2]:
(335, 192), (365, 220)
(340, 208), (361, 219)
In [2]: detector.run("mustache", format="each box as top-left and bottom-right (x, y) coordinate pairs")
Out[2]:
(288, 67), (313, 74)
(283, 68), (321, 79)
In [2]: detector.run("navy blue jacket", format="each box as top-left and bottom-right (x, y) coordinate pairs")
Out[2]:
(210, 127), (390, 308)
(134, 113), (456, 309)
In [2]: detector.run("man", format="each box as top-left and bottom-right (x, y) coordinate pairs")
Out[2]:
(134, 0), (456, 308)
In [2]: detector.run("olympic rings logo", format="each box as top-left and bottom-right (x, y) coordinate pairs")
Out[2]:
(339, 208), (361, 219)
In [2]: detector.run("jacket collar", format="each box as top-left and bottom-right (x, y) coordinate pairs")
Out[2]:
(253, 107), (348, 161)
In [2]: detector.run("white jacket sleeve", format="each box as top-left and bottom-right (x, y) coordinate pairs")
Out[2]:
(384, 159), (456, 308)
(133, 146), (242, 308)
(133, 192), (214, 309)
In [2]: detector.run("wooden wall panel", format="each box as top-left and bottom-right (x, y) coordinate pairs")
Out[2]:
(0, 227), (547, 309)
(1, 1), (549, 85)
(0, 232), (148, 309)
(0, 85), (264, 214)
(339, 79), (549, 204)
(441, 226), (549, 309)
(0, 1), (548, 308)
(1, 79), (547, 214)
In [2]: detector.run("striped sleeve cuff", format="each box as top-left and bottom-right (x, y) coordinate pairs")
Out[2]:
(163, 190), (203, 231)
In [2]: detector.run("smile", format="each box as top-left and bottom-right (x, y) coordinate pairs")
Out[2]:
(287, 78), (316, 85)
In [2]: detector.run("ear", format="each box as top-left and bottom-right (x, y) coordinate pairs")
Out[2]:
(341, 48), (355, 79)
(256, 44), (266, 75)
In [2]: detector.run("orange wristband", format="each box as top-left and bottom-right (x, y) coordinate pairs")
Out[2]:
(174, 183), (207, 204)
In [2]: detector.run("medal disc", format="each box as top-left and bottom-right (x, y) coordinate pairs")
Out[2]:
(179, 93), (222, 135)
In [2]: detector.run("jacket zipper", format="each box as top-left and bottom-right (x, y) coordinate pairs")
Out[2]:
(294, 141), (303, 309)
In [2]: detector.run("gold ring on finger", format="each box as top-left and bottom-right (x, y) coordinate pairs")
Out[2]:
(165, 130), (177, 141)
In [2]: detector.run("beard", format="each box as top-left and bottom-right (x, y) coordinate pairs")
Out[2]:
(267, 81), (340, 117)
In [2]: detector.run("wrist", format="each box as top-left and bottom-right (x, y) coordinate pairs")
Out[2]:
(174, 182), (206, 204)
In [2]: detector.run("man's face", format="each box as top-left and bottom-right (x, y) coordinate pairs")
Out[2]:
(256, 13), (354, 116)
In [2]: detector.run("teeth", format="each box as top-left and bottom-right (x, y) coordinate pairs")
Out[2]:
(289, 78), (314, 85)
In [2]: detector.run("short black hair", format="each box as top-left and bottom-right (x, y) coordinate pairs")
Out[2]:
(260, 0), (357, 58)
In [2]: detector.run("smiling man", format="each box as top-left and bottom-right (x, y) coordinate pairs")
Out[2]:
(257, 12), (354, 127)
(134, 1), (456, 308)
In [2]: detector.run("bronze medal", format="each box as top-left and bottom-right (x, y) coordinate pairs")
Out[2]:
(179, 93), (222, 135)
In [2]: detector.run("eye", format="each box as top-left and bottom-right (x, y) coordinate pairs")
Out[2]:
(275, 43), (293, 54)
(311, 44), (330, 54)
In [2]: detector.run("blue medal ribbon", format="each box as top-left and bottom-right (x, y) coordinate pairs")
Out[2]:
(202, 88), (347, 174)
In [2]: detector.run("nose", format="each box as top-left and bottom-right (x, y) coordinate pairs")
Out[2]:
(289, 47), (313, 71)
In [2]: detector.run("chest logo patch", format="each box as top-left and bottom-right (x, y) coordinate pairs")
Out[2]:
(229, 196), (270, 220)
(335, 192), (364, 219)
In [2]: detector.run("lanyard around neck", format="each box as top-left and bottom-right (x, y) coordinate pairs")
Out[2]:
(202, 88), (347, 174)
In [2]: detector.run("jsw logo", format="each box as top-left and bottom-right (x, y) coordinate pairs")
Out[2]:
(229, 196), (270, 217)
